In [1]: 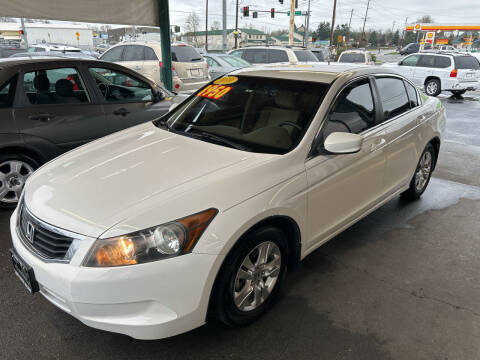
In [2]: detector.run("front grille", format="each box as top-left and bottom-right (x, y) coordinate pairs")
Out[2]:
(18, 204), (75, 260)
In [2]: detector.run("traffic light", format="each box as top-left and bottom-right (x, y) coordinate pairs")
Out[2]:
(295, 0), (298, 8)
(270, 8), (275, 18)
(253, 11), (258, 18)
(18, 30), (24, 35)
(242, 6), (249, 16)
(279, 0), (283, 3)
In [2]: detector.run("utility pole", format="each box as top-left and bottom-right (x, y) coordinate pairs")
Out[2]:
(234, 0), (239, 48)
(347, 9), (353, 47)
(205, 0), (208, 52)
(304, 0), (311, 48)
(289, 0), (295, 45)
(20, 18), (28, 48)
(403, 17), (408, 46)
(222, 0), (227, 51)
(361, 0), (370, 46)
(329, 0), (337, 47)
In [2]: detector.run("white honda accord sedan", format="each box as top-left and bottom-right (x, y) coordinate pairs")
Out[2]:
(10, 64), (446, 339)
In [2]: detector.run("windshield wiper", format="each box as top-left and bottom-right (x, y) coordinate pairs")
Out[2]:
(187, 131), (250, 151)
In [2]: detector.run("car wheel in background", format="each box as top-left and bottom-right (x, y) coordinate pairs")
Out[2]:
(211, 226), (288, 326)
(425, 79), (441, 97)
(401, 143), (435, 201)
(0, 154), (38, 209)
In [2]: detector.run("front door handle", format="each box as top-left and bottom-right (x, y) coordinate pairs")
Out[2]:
(112, 108), (130, 116)
(28, 113), (54, 122)
(417, 115), (426, 124)
(370, 138), (386, 152)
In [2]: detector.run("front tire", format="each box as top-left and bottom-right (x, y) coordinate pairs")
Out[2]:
(0, 154), (38, 210)
(425, 79), (441, 97)
(211, 226), (288, 326)
(401, 144), (435, 201)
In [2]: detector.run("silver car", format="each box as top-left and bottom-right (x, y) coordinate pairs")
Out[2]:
(204, 54), (251, 79)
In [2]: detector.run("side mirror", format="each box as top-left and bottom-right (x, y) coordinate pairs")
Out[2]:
(324, 132), (363, 154)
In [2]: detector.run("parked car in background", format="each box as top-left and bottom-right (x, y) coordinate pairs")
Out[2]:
(10, 65), (445, 340)
(399, 43), (420, 55)
(337, 50), (374, 65)
(384, 52), (480, 96)
(100, 41), (210, 91)
(310, 47), (331, 62)
(0, 57), (183, 208)
(10, 51), (97, 60)
(204, 54), (251, 79)
(228, 46), (319, 65)
(27, 44), (82, 53)
(438, 45), (456, 52)
(0, 46), (26, 58)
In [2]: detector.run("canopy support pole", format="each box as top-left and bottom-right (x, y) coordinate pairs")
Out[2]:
(158, 0), (173, 91)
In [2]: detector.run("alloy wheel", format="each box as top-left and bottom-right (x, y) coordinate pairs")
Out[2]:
(426, 81), (438, 96)
(233, 241), (282, 312)
(414, 151), (432, 192)
(0, 160), (35, 204)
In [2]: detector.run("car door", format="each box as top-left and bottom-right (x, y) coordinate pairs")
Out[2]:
(87, 66), (170, 133)
(374, 76), (421, 193)
(13, 65), (107, 154)
(413, 55), (435, 86)
(305, 77), (388, 249)
(397, 54), (420, 80)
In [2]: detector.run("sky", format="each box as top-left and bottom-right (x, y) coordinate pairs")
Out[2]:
(169, 0), (480, 33)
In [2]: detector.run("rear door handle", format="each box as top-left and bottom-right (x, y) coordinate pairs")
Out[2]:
(112, 108), (130, 116)
(28, 113), (54, 122)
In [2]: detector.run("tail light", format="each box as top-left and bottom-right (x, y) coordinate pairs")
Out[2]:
(450, 69), (458, 78)
(159, 61), (163, 68)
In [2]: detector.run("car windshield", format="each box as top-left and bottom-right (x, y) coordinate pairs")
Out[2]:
(160, 76), (328, 154)
(294, 50), (319, 62)
(339, 53), (365, 63)
(222, 56), (251, 67)
(455, 56), (480, 69)
(171, 46), (203, 62)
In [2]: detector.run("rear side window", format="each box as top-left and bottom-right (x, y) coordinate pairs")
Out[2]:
(144, 47), (158, 61)
(376, 77), (410, 121)
(123, 45), (144, 61)
(454, 56), (480, 70)
(324, 78), (376, 137)
(171, 46), (202, 62)
(417, 55), (435, 67)
(294, 50), (318, 62)
(434, 56), (451, 68)
(23, 67), (90, 105)
(268, 49), (289, 63)
(244, 49), (267, 64)
(101, 46), (124, 62)
(404, 81), (419, 108)
(0, 75), (17, 108)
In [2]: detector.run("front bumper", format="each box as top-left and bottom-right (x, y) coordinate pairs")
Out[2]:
(10, 210), (223, 340)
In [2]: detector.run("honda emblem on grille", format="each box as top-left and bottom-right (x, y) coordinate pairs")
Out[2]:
(25, 221), (35, 244)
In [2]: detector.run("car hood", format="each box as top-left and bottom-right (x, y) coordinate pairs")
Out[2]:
(24, 122), (274, 237)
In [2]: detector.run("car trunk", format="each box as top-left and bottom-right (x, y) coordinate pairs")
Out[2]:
(171, 45), (208, 81)
(454, 56), (480, 82)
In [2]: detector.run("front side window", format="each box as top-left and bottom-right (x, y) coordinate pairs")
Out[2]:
(244, 49), (267, 64)
(222, 56), (250, 67)
(162, 76), (328, 154)
(89, 67), (154, 103)
(268, 49), (289, 63)
(323, 78), (375, 140)
(123, 45), (145, 62)
(376, 77), (410, 120)
(339, 53), (366, 63)
(404, 81), (419, 108)
(101, 46), (124, 62)
(23, 67), (90, 105)
(400, 55), (419, 66)
(205, 57), (220, 67)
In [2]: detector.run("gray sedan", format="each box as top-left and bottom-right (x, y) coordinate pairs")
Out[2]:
(204, 54), (251, 79)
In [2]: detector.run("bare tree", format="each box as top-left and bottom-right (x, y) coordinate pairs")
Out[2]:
(416, 15), (434, 23)
(185, 12), (201, 46)
(210, 20), (221, 31)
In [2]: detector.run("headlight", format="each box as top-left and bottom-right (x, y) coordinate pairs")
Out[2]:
(83, 208), (218, 267)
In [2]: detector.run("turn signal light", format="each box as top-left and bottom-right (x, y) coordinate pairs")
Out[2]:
(450, 69), (458, 78)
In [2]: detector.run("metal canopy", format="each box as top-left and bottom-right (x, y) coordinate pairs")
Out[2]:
(0, 0), (159, 26)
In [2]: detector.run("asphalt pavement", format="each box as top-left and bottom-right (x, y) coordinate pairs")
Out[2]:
(1, 93), (480, 360)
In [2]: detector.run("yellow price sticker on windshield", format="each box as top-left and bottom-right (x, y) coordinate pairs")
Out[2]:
(197, 84), (233, 100)
(213, 76), (238, 85)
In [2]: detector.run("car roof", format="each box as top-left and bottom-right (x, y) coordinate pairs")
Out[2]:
(341, 50), (368, 54)
(231, 46), (307, 51)
(230, 64), (398, 84)
(411, 52), (475, 57)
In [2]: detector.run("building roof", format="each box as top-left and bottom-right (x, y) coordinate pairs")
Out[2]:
(183, 28), (266, 37)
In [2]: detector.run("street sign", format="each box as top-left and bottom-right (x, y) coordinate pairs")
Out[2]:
(75, 31), (80, 41)
(337, 35), (343, 43)
(287, 10), (302, 16)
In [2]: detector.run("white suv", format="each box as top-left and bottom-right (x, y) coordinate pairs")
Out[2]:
(228, 46), (319, 65)
(385, 52), (480, 96)
(100, 42), (210, 91)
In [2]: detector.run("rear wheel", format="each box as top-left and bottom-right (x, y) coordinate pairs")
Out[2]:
(0, 154), (38, 209)
(425, 79), (441, 97)
(211, 226), (288, 326)
(401, 144), (435, 201)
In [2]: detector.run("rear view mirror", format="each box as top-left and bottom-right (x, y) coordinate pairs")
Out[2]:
(324, 132), (363, 154)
